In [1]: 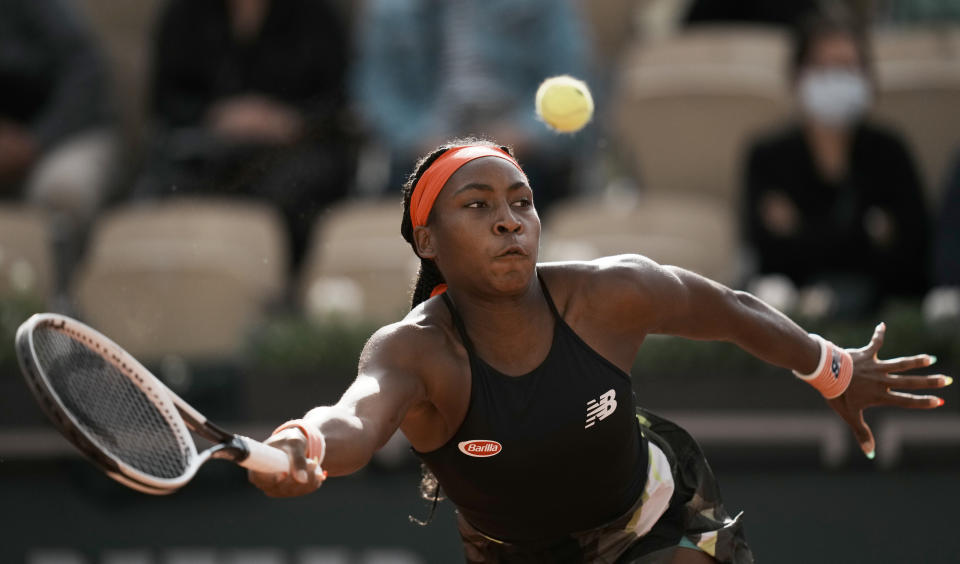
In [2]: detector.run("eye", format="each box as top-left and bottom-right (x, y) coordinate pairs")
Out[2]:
(465, 200), (487, 208)
(512, 198), (532, 208)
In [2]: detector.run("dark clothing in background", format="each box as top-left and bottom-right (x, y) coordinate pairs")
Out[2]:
(150, 0), (346, 133)
(139, 0), (353, 268)
(743, 122), (930, 310)
(0, 0), (113, 150)
(935, 151), (960, 285)
(684, 0), (818, 28)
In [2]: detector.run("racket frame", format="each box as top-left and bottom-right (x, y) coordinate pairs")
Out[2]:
(15, 313), (288, 494)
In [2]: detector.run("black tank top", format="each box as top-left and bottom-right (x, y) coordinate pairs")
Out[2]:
(415, 275), (648, 542)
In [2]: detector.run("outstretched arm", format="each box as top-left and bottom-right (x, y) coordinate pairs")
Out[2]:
(646, 261), (824, 373)
(606, 255), (950, 457)
(248, 324), (428, 497)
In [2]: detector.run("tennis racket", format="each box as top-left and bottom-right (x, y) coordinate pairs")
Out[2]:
(15, 313), (290, 495)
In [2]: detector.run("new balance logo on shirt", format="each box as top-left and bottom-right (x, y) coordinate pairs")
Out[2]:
(585, 389), (617, 428)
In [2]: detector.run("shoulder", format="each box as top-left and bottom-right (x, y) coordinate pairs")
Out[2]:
(541, 255), (675, 286)
(539, 256), (681, 316)
(358, 297), (462, 377)
(538, 256), (693, 349)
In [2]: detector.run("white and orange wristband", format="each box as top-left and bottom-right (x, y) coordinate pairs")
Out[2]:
(271, 418), (327, 467)
(793, 334), (853, 399)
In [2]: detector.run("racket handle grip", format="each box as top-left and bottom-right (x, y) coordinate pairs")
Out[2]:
(236, 436), (291, 474)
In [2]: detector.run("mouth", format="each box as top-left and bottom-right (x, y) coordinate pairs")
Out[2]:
(496, 245), (528, 258)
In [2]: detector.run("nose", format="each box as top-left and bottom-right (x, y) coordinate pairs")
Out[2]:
(494, 205), (523, 235)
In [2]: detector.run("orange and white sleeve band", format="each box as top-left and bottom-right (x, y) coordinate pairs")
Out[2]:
(793, 334), (853, 399)
(272, 418), (326, 465)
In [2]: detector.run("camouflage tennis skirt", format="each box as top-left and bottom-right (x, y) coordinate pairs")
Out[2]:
(455, 408), (755, 563)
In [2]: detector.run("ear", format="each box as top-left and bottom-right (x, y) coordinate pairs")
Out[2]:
(413, 225), (437, 260)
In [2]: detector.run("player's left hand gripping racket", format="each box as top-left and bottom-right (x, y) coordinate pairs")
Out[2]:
(15, 313), (291, 494)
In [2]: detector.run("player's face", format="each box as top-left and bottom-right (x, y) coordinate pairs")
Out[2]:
(416, 156), (540, 296)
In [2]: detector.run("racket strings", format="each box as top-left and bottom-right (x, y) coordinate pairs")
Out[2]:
(32, 327), (192, 479)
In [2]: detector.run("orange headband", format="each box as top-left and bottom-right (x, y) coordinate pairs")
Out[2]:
(409, 145), (526, 228)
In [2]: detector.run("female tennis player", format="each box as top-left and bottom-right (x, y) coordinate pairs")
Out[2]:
(249, 139), (949, 563)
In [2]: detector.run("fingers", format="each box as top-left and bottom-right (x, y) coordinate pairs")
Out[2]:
(290, 448), (310, 484)
(248, 468), (289, 495)
(248, 428), (325, 497)
(291, 456), (327, 486)
(308, 457), (328, 483)
(860, 322), (886, 357)
(248, 459), (326, 498)
(881, 390), (944, 409)
(878, 354), (937, 373)
(846, 411), (875, 459)
(881, 374), (952, 390)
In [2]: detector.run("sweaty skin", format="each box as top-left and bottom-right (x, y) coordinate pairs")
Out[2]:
(250, 156), (948, 519)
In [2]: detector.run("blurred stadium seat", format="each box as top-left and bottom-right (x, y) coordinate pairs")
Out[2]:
(0, 205), (54, 303)
(627, 24), (789, 68)
(72, 198), (288, 360)
(872, 26), (960, 202)
(299, 199), (418, 324)
(541, 192), (740, 285)
(872, 25), (958, 63)
(611, 28), (791, 204)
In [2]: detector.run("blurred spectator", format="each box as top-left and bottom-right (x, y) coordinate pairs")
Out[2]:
(134, 0), (354, 269)
(923, 149), (960, 323)
(0, 0), (118, 301)
(742, 8), (930, 319)
(352, 0), (591, 211)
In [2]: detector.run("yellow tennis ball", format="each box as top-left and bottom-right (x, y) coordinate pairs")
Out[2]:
(535, 75), (594, 133)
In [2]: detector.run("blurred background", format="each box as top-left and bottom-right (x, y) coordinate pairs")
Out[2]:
(1, 0), (959, 562)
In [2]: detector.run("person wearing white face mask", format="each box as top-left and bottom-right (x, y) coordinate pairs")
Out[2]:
(797, 66), (872, 128)
(741, 8), (931, 320)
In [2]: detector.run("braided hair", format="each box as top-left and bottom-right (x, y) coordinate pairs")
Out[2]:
(400, 137), (516, 308)
(400, 137), (515, 524)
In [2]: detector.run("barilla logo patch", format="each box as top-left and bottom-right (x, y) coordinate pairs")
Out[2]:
(458, 440), (503, 458)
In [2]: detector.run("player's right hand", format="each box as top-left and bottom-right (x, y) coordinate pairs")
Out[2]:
(248, 428), (326, 497)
